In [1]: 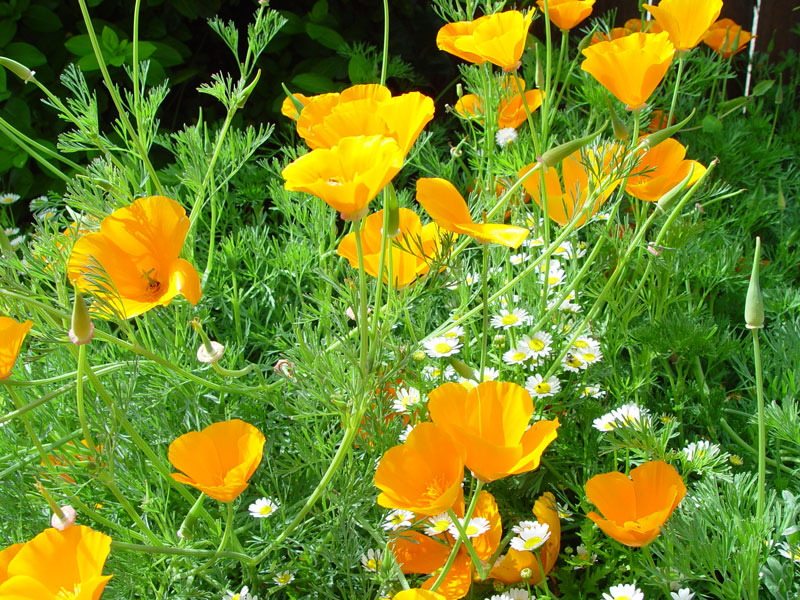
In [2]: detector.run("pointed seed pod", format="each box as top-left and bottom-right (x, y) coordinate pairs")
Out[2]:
(69, 287), (94, 345)
(745, 237), (764, 330)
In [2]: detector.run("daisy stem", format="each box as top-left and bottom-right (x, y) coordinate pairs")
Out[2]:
(430, 481), (484, 591)
(667, 55), (686, 129)
(368, 190), (392, 366)
(479, 241), (490, 380)
(354, 218), (371, 375)
(541, 0), (553, 148)
(753, 327), (766, 523)
(534, 550), (553, 597)
(190, 501), (235, 576)
(514, 70), (540, 158)
(380, 0), (389, 86)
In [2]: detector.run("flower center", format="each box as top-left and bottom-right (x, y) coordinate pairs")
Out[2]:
(366, 559), (378, 570)
(391, 513), (406, 525)
(573, 340), (588, 348)
(434, 342), (453, 353)
(501, 314), (519, 326)
(56, 585), (81, 600)
(259, 505), (273, 516)
(534, 382), (551, 394)
(432, 519), (449, 532)
(524, 537), (543, 549)
(583, 352), (596, 361)
(326, 177), (343, 186)
(528, 339), (545, 351)
(512, 352), (527, 361)
(465, 524), (479, 536)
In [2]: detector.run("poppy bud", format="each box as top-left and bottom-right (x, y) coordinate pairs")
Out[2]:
(281, 82), (306, 116)
(456, 83), (464, 98)
(537, 123), (608, 169)
(0, 57), (35, 82)
(641, 109), (695, 150)
(51, 505), (77, 531)
(777, 180), (786, 211)
(69, 287), (94, 345)
(197, 341), (225, 363)
(237, 69), (261, 109)
(605, 96), (629, 141)
(520, 567), (533, 579)
(744, 237), (764, 330)
(578, 29), (595, 52)
(775, 83), (783, 105)
(448, 357), (475, 380)
(385, 183), (401, 238)
(655, 162), (697, 213)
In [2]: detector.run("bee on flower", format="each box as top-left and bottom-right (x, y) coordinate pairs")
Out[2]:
(525, 374), (561, 398)
(382, 509), (415, 531)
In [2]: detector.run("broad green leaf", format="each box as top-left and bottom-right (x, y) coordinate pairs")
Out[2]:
(22, 5), (62, 32)
(291, 72), (337, 94)
(305, 23), (345, 51)
(65, 34), (93, 56)
(752, 79), (774, 97)
(4, 42), (46, 68)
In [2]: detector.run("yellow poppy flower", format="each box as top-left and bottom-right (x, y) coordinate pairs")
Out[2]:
(537, 0), (595, 31)
(0, 317), (33, 380)
(644, 0), (723, 51)
(626, 138), (706, 202)
(416, 178), (529, 248)
(337, 208), (445, 287)
(169, 419), (266, 503)
(0, 525), (112, 599)
(581, 32), (675, 110)
(703, 18), (753, 58)
(296, 84), (434, 156)
(282, 135), (404, 220)
(280, 92), (311, 121)
(519, 145), (624, 227)
(437, 10), (535, 71)
(67, 196), (202, 320)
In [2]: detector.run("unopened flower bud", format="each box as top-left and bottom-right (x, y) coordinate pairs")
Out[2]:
(197, 341), (225, 363)
(280, 82), (305, 116)
(448, 357), (474, 380)
(51, 505), (77, 531)
(578, 29), (595, 52)
(385, 183), (401, 238)
(538, 124), (607, 169)
(744, 237), (764, 329)
(412, 350), (426, 362)
(492, 334), (507, 349)
(777, 180), (786, 211)
(236, 69), (261, 109)
(606, 97), (629, 141)
(0, 57), (35, 83)
(273, 358), (295, 379)
(641, 109), (695, 150)
(456, 83), (463, 98)
(520, 567), (533, 579)
(69, 287), (94, 345)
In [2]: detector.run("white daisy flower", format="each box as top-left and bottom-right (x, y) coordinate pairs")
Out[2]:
(559, 300), (583, 313)
(361, 549), (383, 572)
(557, 504), (574, 522)
(581, 385), (605, 398)
(573, 545), (598, 569)
(423, 336), (462, 358)
(552, 241), (574, 258)
(443, 326), (465, 339)
(448, 516), (491, 540)
(443, 365), (456, 379)
(0, 193), (20, 205)
(424, 512), (453, 536)
(273, 572), (294, 586)
(684, 440), (720, 462)
(592, 413), (617, 432)
(541, 267), (565, 287)
(511, 520), (539, 535)
(576, 347), (603, 367)
(519, 331), (552, 358)
(458, 377), (478, 391)
(479, 367), (500, 381)
(392, 387), (424, 413)
(398, 423), (415, 442)
(611, 403), (648, 428)
(463, 272), (480, 286)
(3, 227), (19, 236)
(383, 509), (414, 531)
(504, 590), (532, 600)
(503, 347), (531, 365)
(525, 374), (561, 398)
(9, 235), (25, 248)
(495, 127), (518, 148)
(499, 294), (521, 307)
(223, 585), (251, 600)
(491, 308), (529, 329)
(603, 583), (644, 600)
(510, 521), (551, 552)
(572, 336), (599, 351)
(509, 253), (530, 265)
(535, 259), (561, 274)
(248, 497), (280, 519)
(562, 353), (584, 372)
(670, 589), (695, 600)
(523, 235), (545, 248)
(778, 541), (800, 563)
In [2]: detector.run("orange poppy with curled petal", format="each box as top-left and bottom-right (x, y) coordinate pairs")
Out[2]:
(498, 90), (544, 129)
(169, 419), (266, 503)
(537, 0), (595, 31)
(0, 525), (112, 599)
(296, 84), (434, 157)
(644, 0), (722, 51)
(282, 135), (404, 220)
(337, 208), (446, 288)
(586, 459), (686, 547)
(280, 92), (311, 121)
(703, 18), (753, 58)
(428, 381), (559, 482)
(454, 94), (484, 120)
(67, 196), (201, 320)
(374, 422), (465, 516)
(626, 138), (706, 202)
(489, 492), (561, 585)
(394, 591), (447, 600)
(416, 178), (529, 248)
(519, 145), (624, 227)
(582, 32), (675, 111)
(437, 10), (534, 71)
(0, 317), (32, 380)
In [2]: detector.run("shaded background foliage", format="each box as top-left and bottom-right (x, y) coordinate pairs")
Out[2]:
(0, 0), (797, 203)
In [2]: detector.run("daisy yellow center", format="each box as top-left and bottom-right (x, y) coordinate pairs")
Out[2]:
(434, 342), (453, 353)
(232, 595), (241, 600)
(528, 339), (545, 351)
(524, 537), (543, 549)
(432, 368), (442, 377)
(433, 519), (450, 532)
(617, 596), (631, 600)
(501, 314), (519, 326)
(512, 352), (527, 361)
(583, 352), (596, 361)
(602, 422), (616, 431)
(547, 276), (559, 285)
(390, 513), (407, 525)
(444, 331), (459, 338)
(259, 505), (273, 516)
(460, 380), (477, 390)
(534, 382), (551, 394)
(277, 575), (292, 584)
(573, 340), (589, 348)
(465, 524), (479, 536)
(366, 559), (378, 570)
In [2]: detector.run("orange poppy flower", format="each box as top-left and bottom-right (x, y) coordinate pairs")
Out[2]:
(0, 525), (112, 598)
(581, 32), (675, 111)
(537, 0), (595, 31)
(646, 109), (674, 132)
(590, 27), (630, 46)
(280, 92), (311, 121)
(626, 138), (706, 202)
(497, 90), (544, 129)
(519, 145), (624, 227)
(295, 84), (434, 157)
(394, 590), (447, 600)
(428, 381), (559, 482)
(416, 178), (529, 248)
(437, 10), (535, 71)
(644, 0), (723, 51)
(586, 459), (687, 547)
(374, 422), (465, 516)
(624, 18), (663, 34)
(336, 208), (446, 287)
(67, 196), (201, 320)
(489, 492), (561, 585)
(454, 94), (484, 120)
(703, 18), (753, 58)
(0, 317), (33, 380)
(282, 135), (404, 220)
(169, 419), (266, 503)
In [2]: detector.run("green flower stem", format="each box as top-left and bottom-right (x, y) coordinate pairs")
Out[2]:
(753, 328), (766, 521)
(487, 527), (517, 570)
(430, 480), (484, 591)
(188, 108), (236, 229)
(111, 540), (251, 562)
(100, 471), (163, 547)
(75, 345), (98, 460)
(368, 191), (392, 366)
(534, 550), (553, 597)
(479, 241), (490, 379)
(540, 0), (554, 147)
(76, 0), (165, 196)
(447, 504), (488, 580)
(514, 65), (541, 157)
(190, 501), (235, 576)
(380, 0), (390, 86)
(70, 495), (149, 542)
(0, 118), (72, 183)
(0, 116), (83, 172)
(718, 418), (792, 475)
(0, 429), (81, 479)
(353, 217), (370, 375)
(667, 55), (686, 129)
(5, 386), (48, 465)
(132, 0), (142, 126)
